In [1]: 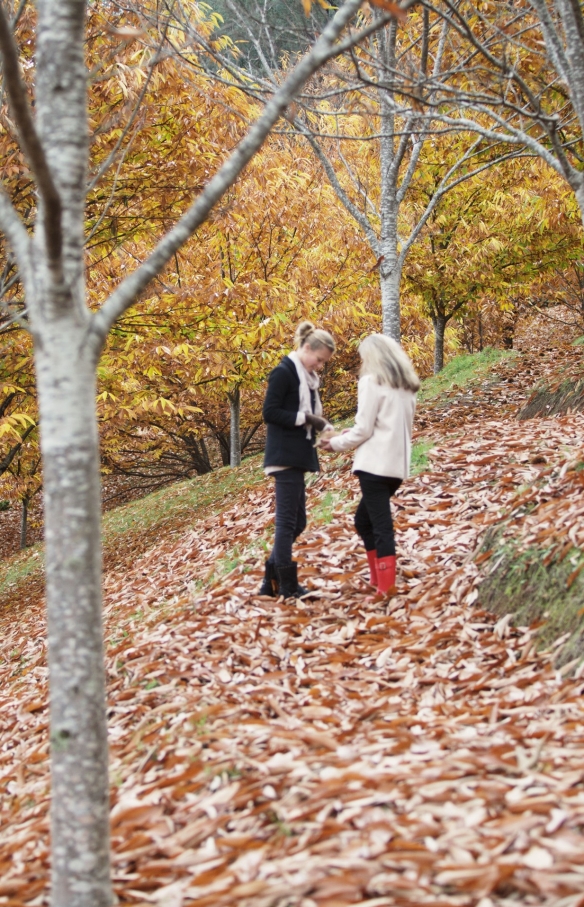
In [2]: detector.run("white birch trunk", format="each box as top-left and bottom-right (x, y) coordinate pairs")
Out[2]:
(380, 259), (403, 341)
(28, 3), (111, 906)
(34, 322), (111, 907)
(378, 22), (402, 342)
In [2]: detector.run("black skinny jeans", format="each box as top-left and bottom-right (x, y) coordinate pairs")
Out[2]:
(269, 468), (307, 566)
(354, 471), (402, 559)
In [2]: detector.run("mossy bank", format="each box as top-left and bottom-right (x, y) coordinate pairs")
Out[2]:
(477, 528), (584, 669)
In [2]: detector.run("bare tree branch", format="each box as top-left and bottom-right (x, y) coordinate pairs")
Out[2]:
(301, 126), (382, 255)
(0, 0), (62, 279)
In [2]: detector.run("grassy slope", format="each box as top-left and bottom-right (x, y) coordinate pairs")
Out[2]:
(518, 336), (584, 419)
(417, 346), (513, 404)
(471, 342), (584, 666)
(0, 461), (265, 603)
(478, 529), (584, 666)
(475, 460), (584, 667)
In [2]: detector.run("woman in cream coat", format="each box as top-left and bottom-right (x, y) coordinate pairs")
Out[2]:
(320, 334), (419, 595)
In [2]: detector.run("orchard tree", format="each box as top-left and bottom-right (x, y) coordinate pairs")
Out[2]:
(422, 0), (584, 228)
(0, 0), (412, 904)
(404, 152), (582, 371)
(177, 2), (528, 340)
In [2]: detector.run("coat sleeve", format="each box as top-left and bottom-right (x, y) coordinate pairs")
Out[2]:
(329, 376), (379, 452)
(262, 366), (299, 429)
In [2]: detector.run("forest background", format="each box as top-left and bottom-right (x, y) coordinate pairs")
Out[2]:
(0, 0), (583, 554)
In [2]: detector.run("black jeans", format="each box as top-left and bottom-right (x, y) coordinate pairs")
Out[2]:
(354, 471), (402, 559)
(269, 468), (307, 566)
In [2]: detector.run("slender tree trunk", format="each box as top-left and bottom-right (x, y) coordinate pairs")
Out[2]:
(228, 386), (241, 467)
(20, 496), (28, 549)
(378, 22), (402, 342)
(200, 436), (209, 468)
(432, 313), (447, 374)
(576, 183), (584, 232)
(25, 3), (112, 899)
(380, 258), (403, 341)
(34, 324), (111, 907)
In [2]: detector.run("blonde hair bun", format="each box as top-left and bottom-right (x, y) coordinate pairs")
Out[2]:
(295, 321), (315, 347)
(294, 321), (336, 354)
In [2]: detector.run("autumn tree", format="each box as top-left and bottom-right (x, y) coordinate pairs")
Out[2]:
(403, 151), (583, 371)
(0, 1), (409, 904)
(176, 2), (532, 342)
(421, 0), (584, 228)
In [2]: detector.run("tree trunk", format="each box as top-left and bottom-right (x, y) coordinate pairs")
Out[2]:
(378, 22), (402, 343)
(575, 182), (584, 233)
(228, 386), (241, 467)
(432, 313), (447, 374)
(34, 326), (111, 907)
(20, 497), (28, 549)
(380, 259), (403, 341)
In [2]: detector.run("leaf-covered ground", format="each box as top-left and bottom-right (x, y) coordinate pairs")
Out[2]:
(3, 349), (584, 907)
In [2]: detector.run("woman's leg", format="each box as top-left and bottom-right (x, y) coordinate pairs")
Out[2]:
(354, 495), (378, 584)
(268, 469), (309, 598)
(293, 479), (307, 542)
(356, 472), (402, 558)
(270, 469), (306, 566)
(354, 496), (376, 551)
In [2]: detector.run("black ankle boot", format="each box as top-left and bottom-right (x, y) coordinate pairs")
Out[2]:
(275, 562), (308, 598)
(258, 560), (278, 596)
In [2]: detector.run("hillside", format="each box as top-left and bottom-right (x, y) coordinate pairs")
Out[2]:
(2, 345), (584, 906)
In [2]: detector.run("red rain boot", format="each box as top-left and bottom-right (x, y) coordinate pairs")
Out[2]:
(366, 549), (378, 586)
(376, 555), (396, 596)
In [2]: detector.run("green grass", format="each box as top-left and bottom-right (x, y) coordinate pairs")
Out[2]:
(312, 489), (349, 524)
(411, 439), (434, 475)
(418, 347), (515, 404)
(101, 459), (265, 545)
(0, 548), (44, 598)
(572, 335), (584, 346)
(477, 531), (584, 668)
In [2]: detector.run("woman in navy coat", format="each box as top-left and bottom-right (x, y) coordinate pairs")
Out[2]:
(259, 321), (335, 599)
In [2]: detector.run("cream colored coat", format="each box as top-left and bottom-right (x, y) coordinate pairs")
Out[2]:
(329, 375), (416, 478)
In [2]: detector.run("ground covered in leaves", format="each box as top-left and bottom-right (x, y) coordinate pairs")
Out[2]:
(3, 345), (584, 907)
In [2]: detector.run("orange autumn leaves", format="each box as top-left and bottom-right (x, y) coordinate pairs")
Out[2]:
(3, 349), (584, 905)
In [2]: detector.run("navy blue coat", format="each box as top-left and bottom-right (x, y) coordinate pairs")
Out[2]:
(262, 356), (320, 472)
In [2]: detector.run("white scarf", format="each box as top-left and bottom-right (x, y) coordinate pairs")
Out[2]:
(289, 351), (323, 439)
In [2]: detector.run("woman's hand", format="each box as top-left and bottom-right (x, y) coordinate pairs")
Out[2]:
(318, 428), (338, 450)
(304, 412), (328, 432)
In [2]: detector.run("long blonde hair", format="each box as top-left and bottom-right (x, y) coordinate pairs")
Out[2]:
(294, 320), (336, 354)
(359, 334), (420, 392)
